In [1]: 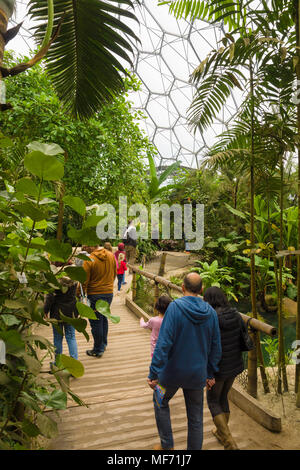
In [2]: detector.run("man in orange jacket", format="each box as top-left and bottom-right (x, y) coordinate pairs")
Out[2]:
(80, 246), (117, 357)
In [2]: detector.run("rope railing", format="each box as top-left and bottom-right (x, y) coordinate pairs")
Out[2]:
(128, 263), (277, 338)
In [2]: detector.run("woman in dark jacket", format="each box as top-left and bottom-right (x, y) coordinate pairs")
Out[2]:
(204, 286), (245, 450)
(44, 277), (79, 366)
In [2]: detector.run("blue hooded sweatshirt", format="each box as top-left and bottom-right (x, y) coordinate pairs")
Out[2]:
(148, 296), (222, 389)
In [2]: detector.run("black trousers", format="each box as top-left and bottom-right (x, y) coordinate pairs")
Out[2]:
(206, 376), (236, 418)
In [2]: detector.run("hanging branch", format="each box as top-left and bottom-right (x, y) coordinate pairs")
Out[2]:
(0, 16), (63, 78)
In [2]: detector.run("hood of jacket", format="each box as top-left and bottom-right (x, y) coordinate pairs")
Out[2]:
(91, 248), (109, 262)
(173, 296), (214, 324)
(216, 306), (240, 331)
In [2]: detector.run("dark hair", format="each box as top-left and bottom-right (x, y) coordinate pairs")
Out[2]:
(183, 273), (202, 294)
(155, 295), (172, 315)
(203, 286), (229, 310)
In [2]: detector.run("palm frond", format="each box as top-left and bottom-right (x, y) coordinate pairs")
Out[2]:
(28, 0), (140, 119)
(162, 0), (248, 32)
(157, 161), (181, 187)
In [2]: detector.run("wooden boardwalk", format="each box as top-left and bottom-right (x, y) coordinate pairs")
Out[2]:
(36, 281), (274, 451)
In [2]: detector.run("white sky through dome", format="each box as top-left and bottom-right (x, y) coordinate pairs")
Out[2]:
(9, 1), (242, 170)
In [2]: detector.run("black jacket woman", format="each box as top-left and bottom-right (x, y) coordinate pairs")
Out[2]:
(204, 286), (246, 450)
(44, 277), (79, 367)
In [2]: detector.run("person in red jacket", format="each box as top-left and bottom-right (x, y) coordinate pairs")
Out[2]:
(115, 242), (127, 285)
(116, 253), (127, 291)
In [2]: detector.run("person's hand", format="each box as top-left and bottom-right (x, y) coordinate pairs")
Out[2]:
(206, 378), (215, 390)
(147, 378), (158, 390)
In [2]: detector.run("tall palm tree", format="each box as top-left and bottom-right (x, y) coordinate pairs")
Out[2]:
(0, 0), (139, 118)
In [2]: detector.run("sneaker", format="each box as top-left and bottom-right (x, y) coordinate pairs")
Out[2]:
(86, 350), (103, 358)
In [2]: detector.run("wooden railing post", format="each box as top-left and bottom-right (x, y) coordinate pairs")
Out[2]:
(247, 331), (258, 398)
(132, 271), (136, 302)
(154, 281), (159, 314)
(158, 252), (167, 277)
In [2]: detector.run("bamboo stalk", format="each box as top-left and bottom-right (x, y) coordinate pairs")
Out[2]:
(247, 55), (258, 398)
(257, 330), (270, 394)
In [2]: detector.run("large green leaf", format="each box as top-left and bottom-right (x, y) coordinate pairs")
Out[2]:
(36, 413), (58, 438)
(24, 151), (64, 181)
(0, 330), (24, 353)
(45, 239), (72, 262)
(27, 141), (64, 156)
(59, 313), (89, 341)
(67, 225), (100, 246)
(17, 202), (48, 222)
(28, 0), (140, 119)
(56, 354), (85, 378)
(76, 301), (98, 320)
(95, 299), (120, 324)
(63, 195), (86, 217)
(64, 266), (87, 283)
(22, 419), (40, 438)
(35, 389), (67, 409)
(16, 178), (39, 198)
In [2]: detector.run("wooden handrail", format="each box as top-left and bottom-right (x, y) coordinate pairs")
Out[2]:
(128, 263), (277, 337)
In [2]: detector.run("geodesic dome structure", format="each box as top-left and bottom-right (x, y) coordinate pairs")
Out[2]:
(11, 1), (240, 170)
(128, 1), (241, 169)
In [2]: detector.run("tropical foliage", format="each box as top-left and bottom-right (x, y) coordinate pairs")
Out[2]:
(0, 138), (121, 449)
(0, 52), (155, 236)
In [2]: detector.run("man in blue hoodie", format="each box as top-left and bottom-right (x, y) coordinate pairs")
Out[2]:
(147, 272), (222, 450)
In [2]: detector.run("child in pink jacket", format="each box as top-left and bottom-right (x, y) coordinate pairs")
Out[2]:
(140, 295), (172, 357)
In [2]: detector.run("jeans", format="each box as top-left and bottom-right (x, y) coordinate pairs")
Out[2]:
(153, 387), (204, 450)
(122, 272), (126, 284)
(206, 376), (235, 417)
(117, 274), (123, 291)
(52, 323), (78, 363)
(88, 293), (113, 354)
